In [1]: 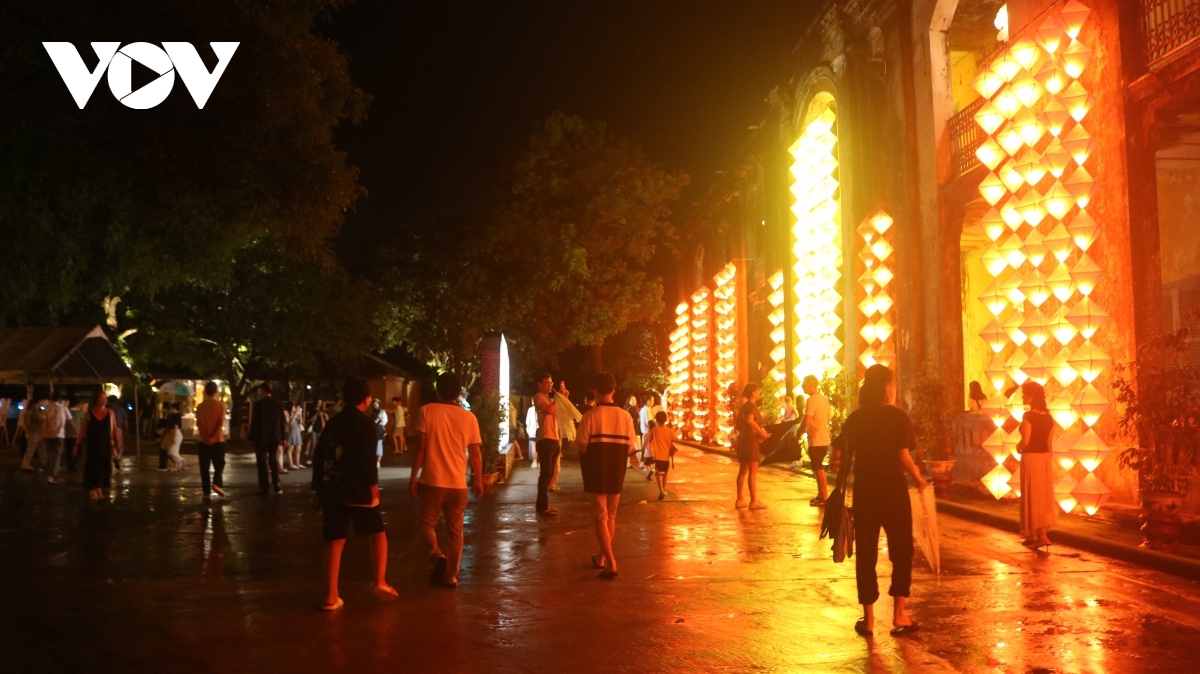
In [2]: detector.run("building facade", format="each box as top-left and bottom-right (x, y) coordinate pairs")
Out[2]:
(667, 0), (1200, 514)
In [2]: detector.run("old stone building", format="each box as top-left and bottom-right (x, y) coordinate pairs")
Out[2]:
(666, 0), (1200, 515)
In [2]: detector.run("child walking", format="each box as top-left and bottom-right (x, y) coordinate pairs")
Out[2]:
(643, 411), (677, 500)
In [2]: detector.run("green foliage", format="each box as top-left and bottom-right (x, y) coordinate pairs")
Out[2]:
(819, 372), (853, 440)
(472, 389), (508, 474)
(0, 0), (366, 326)
(1114, 327), (1200, 494)
(604, 321), (670, 398)
(759, 378), (783, 424)
(907, 359), (958, 461)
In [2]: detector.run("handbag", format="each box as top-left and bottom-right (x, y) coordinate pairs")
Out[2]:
(820, 435), (855, 563)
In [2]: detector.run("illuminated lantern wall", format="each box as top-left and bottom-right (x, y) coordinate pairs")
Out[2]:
(690, 288), (712, 442)
(857, 210), (896, 371)
(767, 269), (787, 393)
(789, 99), (844, 394)
(713, 263), (738, 445)
(970, 1), (1110, 514)
(668, 301), (691, 429)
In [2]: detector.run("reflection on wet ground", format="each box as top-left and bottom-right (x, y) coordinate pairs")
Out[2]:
(2, 444), (1200, 672)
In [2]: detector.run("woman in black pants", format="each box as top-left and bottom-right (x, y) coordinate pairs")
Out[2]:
(835, 364), (927, 637)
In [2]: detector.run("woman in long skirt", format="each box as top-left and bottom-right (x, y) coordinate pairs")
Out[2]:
(835, 364), (927, 637)
(1016, 381), (1057, 549)
(75, 391), (120, 501)
(578, 373), (637, 579)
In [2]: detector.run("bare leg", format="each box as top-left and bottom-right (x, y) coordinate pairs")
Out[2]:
(862, 603), (875, 632)
(736, 464), (748, 504)
(815, 468), (828, 501)
(324, 539), (346, 605)
(369, 531), (395, 593)
(894, 596), (912, 627)
(748, 462), (760, 504)
(593, 494), (616, 571)
(656, 471), (667, 496)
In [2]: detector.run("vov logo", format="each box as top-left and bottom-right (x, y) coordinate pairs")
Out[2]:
(43, 42), (239, 110)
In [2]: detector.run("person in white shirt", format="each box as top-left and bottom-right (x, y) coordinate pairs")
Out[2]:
(411, 372), (483, 588)
(41, 392), (75, 483)
(803, 375), (832, 506)
(390, 397), (408, 455)
(524, 403), (539, 466)
(20, 396), (47, 472)
(578, 372), (637, 579)
(638, 394), (664, 478)
(532, 373), (560, 516)
(551, 381), (582, 491)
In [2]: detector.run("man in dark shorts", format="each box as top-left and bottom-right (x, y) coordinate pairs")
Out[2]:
(311, 377), (398, 611)
(803, 375), (831, 507)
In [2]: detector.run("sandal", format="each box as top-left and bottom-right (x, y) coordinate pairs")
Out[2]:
(320, 598), (344, 611)
(809, 497), (826, 507)
(591, 554), (606, 569)
(854, 619), (873, 637)
(371, 584), (399, 602)
(890, 621), (920, 636)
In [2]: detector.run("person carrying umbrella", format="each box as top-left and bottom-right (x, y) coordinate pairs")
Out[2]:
(834, 364), (927, 637)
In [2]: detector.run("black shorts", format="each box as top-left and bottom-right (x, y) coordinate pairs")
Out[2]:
(654, 460), (670, 474)
(808, 445), (829, 468)
(322, 500), (385, 542)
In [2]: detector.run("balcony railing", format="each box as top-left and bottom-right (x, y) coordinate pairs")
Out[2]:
(1144, 0), (1200, 64)
(948, 97), (986, 179)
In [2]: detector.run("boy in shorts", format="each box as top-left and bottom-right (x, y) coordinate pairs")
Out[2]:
(643, 411), (677, 500)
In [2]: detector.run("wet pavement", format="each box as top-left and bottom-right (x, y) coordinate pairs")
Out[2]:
(3, 443), (1200, 673)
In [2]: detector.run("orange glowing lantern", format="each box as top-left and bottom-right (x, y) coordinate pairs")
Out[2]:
(1019, 272), (1051, 309)
(1020, 193), (1048, 227)
(1067, 340), (1111, 383)
(1039, 99), (1071, 138)
(1000, 235), (1027, 271)
(1034, 58), (1069, 95)
(979, 277), (1009, 315)
(1061, 39), (1094, 80)
(1022, 349), (1050, 384)
(1043, 138), (1071, 178)
(1060, 81), (1094, 122)
(976, 138), (1006, 171)
(982, 318), (1007, 353)
(1070, 429), (1111, 472)
(1000, 158), (1026, 193)
(986, 353), (1008, 391)
(1065, 297), (1109, 340)
(1000, 270), (1026, 304)
(1063, 166), (1095, 208)
(1061, 0), (1091, 40)
(1051, 308), (1080, 348)
(1055, 474), (1079, 513)
(994, 89), (1023, 121)
(983, 463), (1014, 500)
(1071, 253), (1101, 297)
(981, 208), (1007, 242)
(981, 246), (1009, 278)
(1049, 350), (1079, 387)
(1008, 465), (1022, 496)
(1037, 13), (1069, 54)
(1011, 37), (1041, 69)
(1044, 222), (1073, 262)
(991, 51), (1024, 83)
(1021, 309), (1052, 348)
(1024, 228), (1049, 267)
(983, 392), (1010, 428)
(980, 171), (1009, 205)
(1053, 432), (1078, 468)
(1067, 210), (1099, 251)
(1007, 348), (1030, 383)
(1000, 200), (1025, 229)
(1049, 392), (1079, 429)
(1047, 263), (1075, 302)
(1071, 383), (1110, 427)
(1015, 148), (1048, 186)
(1042, 182), (1075, 220)
(973, 69), (1006, 100)
(873, 289), (894, 314)
(997, 122), (1026, 155)
(975, 102), (1007, 136)
(1060, 124), (1095, 166)
(1071, 472), (1112, 516)
(1010, 72), (1045, 110)
(983, 428), (1008, 464)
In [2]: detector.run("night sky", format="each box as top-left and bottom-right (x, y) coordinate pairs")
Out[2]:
(324, 0), (820, 265)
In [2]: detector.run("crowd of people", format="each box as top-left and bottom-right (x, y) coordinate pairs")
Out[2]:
(4, 362), (1061, 636)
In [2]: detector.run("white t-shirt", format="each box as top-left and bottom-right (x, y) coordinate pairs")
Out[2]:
(805, 392), (831, 447)
(577, 402), (636, 450)
(40, 403), (71, 439)
(416, 402), (482, 489)
(534, 392), (559, 441)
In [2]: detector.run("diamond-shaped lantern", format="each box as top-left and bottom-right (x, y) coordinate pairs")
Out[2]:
(1066, 297), (1109, 339)
(1008, 464), (1022, 498)
(1066, 340), (1110, 383)
(983, 392), (1010, 428)
(983, 464), (1014, 500)
(1053, 432), (1079, 470)
(1070, 429), (1111, 472)
(1072, 472), (1112, 515)
(1071, 383), (1110, 427)
(1055, 474), (1079, 513)
(1049, 389), (1079, 427)
(982, 428), (1008, 464)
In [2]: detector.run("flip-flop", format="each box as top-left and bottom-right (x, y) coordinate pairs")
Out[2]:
(320, 598), (344, 612)
(890, 621), (920, 636)
(371, 584), (399, 602)
(591, 554), (606, 569)
(854, 619), (873, 637)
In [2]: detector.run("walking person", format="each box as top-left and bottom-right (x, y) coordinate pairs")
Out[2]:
(42, 392), (75, 484)
(835, 364), (927, 637)
(624, 394), (642, 469)
(284, 402), (304, 470)
(639, 394), (665, 480)
(390, 397), (408, 455)
(311, 377), (398, 610)
(19, 396), (46, 472)
(249, 382), (287, 495)
(532, 373), (560, 516)
(578, 372), (636, 579)
(643, 410), (677, 500)
(1016, 381), (1056, 549)
(107, 394), (130, 472)
(306, 400), (327, 466)
(164, 402), (185, 471)
(75, 391), (121, 501)
(803, 375), (832, 507)
(196, 382), (227, 501)
(370, 399), (387, 469)
(551, 381), (581, 491)
(410, 372), (485, 588)
(735, 384), (771, 509)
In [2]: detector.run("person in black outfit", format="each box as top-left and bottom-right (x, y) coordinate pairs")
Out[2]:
(835, 364), (928, 638)
(311, 377), (398, 610)
(248, 382), (287, 495)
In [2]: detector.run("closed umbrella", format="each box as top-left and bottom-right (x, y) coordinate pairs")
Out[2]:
(909, 486), (940, 581)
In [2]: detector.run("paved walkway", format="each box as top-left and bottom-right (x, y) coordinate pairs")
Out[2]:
(3, 443), (1200, 672)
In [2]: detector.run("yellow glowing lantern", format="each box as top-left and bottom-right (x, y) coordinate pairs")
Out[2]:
(1043, 138), (1071, 178)
(1071, 253), (1101, 297)
(982, 247), (1008, 280)
(1055, 474), (1079, 513)
(1071, 473), (1112, 516)
(986, 353), (1008, 391)
(983, 392), (1010, 427)
(975, 139), (1005, 172)
(1060, 124), (1095, 166)
(1054, 432), (1079, 467)
(1067, 210), (1099, 251)
(1060, 81), (1093, 122)
(1011, 37), (1041, 69)
(996, 122), (1025, 155)
(1049, 350), (1079, 387)
(873, 316), (894, 343)
(1008, 465), (1022, 496)
(1000, 233), (1027, 269)
(871, 237), (894, 261)
(1007, 348), (1030, 384)
(1025, 229), (1050, 267)
(1020, 272), (1051, 309)
(1034, 58), (1069, 96)
(975, 102), (1007, 136)
(1010, 72), (1045, 110)
(981, 317), (1008, 353)
(1049, 392), (1079, 429)
(1040, 99), (1071, 138)
(1022, 310), (1052, 349)
(1051, 310), (1080, 349)
(1047, 263), (1075, 302)
(980, 277), (1008, 315)
(1044, 222), (1073, 262)
(1061, 0), (1091, 40)
(1066, 296), (1109, 339)
(871, 211), (893, 234)
(1061, 39), (1094, 80)
(873, 343), (897, 367)
(1071, 383), (1109, 427)
(1015, 147), (1048, 185)
(859, 269), (877, 296)
(983, 464), (1014, 500)
(981, 208), (1007, 242)
(1020, 193), (1048, 227)
(983, 428), (1008, 464)
(859, 295), (879, 318)
(1000, 269), (1026, 303)
(1037, 13), (1069, 54)
(1071, 429), (1111, 472)
(991, 51), (1024, 83)
(872, 265), (894, 289)
(1023, 349), (1050, 384)
(1063, 166), (1095, 208)
(1042, 182), (1075, 220)
(999, 158), (1024, 193)
(873, 289), (894, 314)
(1067, 340), (1111, 383)
(972, 69), (1006, 100)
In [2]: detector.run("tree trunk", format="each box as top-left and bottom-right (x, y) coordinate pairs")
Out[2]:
(591, 343), (603, 374)
(229, 374), (251, 442)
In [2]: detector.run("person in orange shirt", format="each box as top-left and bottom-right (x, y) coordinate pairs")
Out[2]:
(195, 381), (227, 501)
